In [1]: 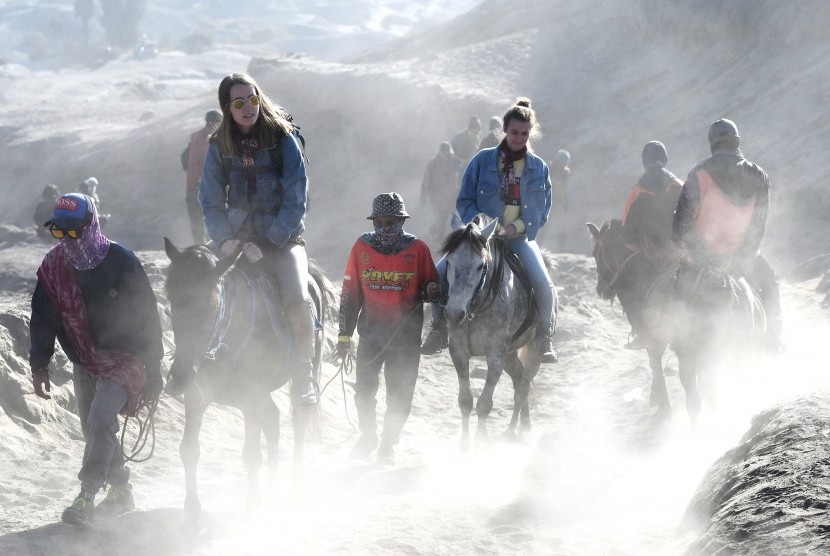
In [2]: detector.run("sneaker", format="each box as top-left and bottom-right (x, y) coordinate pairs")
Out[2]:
(376, 442), (395, 466)
(164, 368), (195, 396)
(538, 335), (559, 363)
(350, 434), (378, 460)
(290, 375), (319, 405)
(96, 483), (135, 516)
(61, 493), (95, 526)
(420, 326), (448, 355)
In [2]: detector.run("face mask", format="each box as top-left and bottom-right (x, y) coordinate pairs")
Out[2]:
(374, 221), (404, 248)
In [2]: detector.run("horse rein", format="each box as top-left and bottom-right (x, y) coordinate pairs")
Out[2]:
(596, 231), (639, 292)
(465, 240), (507, 320)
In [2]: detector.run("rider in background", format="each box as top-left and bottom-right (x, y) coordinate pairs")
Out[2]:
(336, 193), (439, 465)
(672, 118), (783, 352)
(620, 141), (682, 349)
(30, 193), (163, 525)
(186, 72), (317, 404)
(421, 97), (558, 363)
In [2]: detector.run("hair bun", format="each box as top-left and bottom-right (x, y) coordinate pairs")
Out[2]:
(515, 97), (532, 109)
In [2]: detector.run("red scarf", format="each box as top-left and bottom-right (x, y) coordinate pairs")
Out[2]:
(37, 248), (145, 415)
(499, 139), (527, 206)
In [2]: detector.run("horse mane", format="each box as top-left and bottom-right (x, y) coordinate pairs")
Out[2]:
(164, 244), (219, 300)
(439, 215), (495, 260)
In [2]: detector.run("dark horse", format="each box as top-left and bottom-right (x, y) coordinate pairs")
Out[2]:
(587, 219), (676, 420)
(441, 215), (557, 445)
(163, 238), (329, 518)
(587, 220), (766, 427)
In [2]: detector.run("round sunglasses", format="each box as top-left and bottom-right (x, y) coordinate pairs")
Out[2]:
(230, 95), (261, 111)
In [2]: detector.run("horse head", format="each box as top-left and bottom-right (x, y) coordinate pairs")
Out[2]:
(441, 215), (498, 324)
(163, 237), (238, 381)
(587, 219), (628, 301)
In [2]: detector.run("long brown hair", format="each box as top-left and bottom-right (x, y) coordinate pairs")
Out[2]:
(211, 72), (293, 156)
(502, 97), (542, 145)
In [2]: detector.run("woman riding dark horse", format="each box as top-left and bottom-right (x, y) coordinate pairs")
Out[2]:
(170, 72), (317, 407)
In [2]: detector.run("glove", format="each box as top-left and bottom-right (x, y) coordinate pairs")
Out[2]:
(426, 281), (440, 303)
(335, 336), (351, 361)
(242, 242), (264, 263)
(32, 367), (52, 400)
(220, 238), (241, 257)
(142, 362), (163, 400)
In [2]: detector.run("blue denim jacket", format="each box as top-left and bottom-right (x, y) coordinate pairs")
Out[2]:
(456, 147), (552, 240)
(199, 132), (307, 248)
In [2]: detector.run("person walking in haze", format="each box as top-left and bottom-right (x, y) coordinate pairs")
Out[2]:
(78, 177), (110, 228)
(420, 141), (463, 241)
(673, 118), (783, 352)
(544, 148), (571, 251)
(450, 116), (482, 163)
(619, 140), (682, 349)
(478, 116), (502, 150)
(181, 109), (222, 244)
(336, 193), (440, 465)
(29, 193), (163, 526)
(34, 183), (61, 241)
(189, 72), (318, 405)
(421, 97), (559, 363)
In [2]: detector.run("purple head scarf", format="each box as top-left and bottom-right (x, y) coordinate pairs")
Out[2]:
(59, 195), (111, 270)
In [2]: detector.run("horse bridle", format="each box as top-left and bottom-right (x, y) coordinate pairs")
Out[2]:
(595, 228), (639, 294)
(464, 239), (506, 320)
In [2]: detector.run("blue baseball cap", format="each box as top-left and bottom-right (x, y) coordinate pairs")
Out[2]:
(44, 193), (93, 230)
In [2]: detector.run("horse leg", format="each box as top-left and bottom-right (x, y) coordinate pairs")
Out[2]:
(448, 347), (473, 450)
(475, 354), (505, 443)
(677, 352), (701, 430)
(259, 394), (280, 492)
(503, 351), (524, 438)
(181, 398), (208, 520)
(647, 346), (672, 421)
(241, 405), (263, 512)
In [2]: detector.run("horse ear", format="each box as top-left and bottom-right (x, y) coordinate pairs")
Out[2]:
(450, 212), (463, 230)
(480, 218), (499, 241)
(164, 237), (183, 262)
(214, 251), (241, 279)
(586, 223), (600, 239)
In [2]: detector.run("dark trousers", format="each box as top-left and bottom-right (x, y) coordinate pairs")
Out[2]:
(354, 337), (421, 447)
(73, 365), (130, 492)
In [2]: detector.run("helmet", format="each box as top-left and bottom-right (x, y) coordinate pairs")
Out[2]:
(366, 192), (410, 220)
(707, 118), (740, 143)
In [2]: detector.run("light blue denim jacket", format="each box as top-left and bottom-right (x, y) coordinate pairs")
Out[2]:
(455, 147), (552, 241)
(199, 132), (307, 248)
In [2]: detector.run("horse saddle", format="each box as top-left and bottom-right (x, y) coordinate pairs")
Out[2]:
(204, 268), (290, 362)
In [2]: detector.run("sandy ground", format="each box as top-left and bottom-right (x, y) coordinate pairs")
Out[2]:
(0, 232), (827, 555)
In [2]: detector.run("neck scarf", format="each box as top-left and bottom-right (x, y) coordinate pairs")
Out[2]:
(374, 221), (405, 252)
(499, 139), (527, 205)
(37, 247), (145, 415)
(61, 198), (110, 270)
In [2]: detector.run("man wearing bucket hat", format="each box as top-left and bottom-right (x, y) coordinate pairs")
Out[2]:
(29, 193), (163, 526)
(673, 118), (783, 352)
(336, 192), (440, 465)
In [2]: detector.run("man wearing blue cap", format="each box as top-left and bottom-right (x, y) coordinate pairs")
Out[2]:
(29, 193), (163, 526)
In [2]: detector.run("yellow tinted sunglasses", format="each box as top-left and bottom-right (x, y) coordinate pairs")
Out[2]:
(231, 95), (260, 110)
(49, 225), (83, 239)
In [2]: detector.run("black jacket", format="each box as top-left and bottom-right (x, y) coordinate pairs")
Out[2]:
(29, 243), (163, 373)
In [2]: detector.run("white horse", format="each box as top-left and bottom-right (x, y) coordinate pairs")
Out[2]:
(440, 215), (557, 446)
